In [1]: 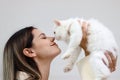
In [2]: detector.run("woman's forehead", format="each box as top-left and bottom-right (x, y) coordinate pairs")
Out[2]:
(32, 29), (42, 34)
(32, 29), (43, 37)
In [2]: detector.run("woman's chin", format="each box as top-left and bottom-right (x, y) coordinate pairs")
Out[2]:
(53, 48), (61, 58)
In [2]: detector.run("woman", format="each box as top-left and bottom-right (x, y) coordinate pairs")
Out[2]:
(3, 26), (117, 80)
(3, 26), (61, 80)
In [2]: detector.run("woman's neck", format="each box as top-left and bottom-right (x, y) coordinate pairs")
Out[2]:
(39, 61), (51, 80)
(34, 58), (52, 80)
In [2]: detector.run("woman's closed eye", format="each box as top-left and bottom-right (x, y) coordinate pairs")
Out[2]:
(41, 36), (46, 39)
(39, 33), (47, 39)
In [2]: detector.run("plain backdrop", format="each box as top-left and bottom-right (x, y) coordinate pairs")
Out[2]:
(0, 0), (120, 80)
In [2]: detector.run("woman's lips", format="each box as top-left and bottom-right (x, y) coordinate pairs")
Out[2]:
(50, 42), (57, 46)
(50, 42), (58, 47)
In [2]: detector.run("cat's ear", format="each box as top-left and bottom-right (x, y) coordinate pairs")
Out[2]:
(54, 19), (61, 26)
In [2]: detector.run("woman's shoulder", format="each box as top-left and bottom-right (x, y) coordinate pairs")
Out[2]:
(16, 71), (30, 80)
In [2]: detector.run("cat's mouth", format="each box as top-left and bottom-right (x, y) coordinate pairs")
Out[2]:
(55, 36), (61, 40)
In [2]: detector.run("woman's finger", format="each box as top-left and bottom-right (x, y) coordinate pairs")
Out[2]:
(109, 52), (117, 71)
(104, 51), (114, 72)
(104, 50), (118, 72)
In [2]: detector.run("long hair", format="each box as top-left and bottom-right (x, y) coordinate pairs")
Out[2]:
(3, 26), (41, 80)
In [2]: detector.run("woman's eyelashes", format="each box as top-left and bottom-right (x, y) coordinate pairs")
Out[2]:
(40, 34), (47, 39)
(42, 36), (46, 39)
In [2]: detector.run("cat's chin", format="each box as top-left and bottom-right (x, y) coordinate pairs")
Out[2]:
(55, 37), (61, 41)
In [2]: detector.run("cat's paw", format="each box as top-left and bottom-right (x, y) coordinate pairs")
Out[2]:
(64, 65), (73, 72)
(61, 53), (71, 59)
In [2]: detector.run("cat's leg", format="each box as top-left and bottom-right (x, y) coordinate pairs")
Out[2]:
(76, 51), (110, 80)
(62, 22), (83, 59)
(61, 46), (78, 59)
(77, 55), (96, 80)
(64, 47), (81, 72)
(89, 51), (111, 80)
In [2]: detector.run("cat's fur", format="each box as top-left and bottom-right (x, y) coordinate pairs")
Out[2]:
(53, 18), (118, 80)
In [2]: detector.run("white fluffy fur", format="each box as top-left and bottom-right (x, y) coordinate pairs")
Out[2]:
(53, 18), (118, 80)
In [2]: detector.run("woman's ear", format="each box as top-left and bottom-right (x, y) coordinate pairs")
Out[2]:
(23, 48), (36, 57)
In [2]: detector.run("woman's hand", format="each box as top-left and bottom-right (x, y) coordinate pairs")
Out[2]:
(102, 51), (117, 72)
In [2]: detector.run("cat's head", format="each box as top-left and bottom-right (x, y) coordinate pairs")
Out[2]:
(53, 18), (73, 41)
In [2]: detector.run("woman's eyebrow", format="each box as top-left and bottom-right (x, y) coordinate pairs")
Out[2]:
(39, 33), (45, 37)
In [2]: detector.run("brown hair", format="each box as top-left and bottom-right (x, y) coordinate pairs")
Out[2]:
(3, 26), (41, 80)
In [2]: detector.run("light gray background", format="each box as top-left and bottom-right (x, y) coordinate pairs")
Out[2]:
(0, 0), (120, 80)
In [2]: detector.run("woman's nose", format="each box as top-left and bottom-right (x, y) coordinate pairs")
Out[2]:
(48, 37), (55, 42)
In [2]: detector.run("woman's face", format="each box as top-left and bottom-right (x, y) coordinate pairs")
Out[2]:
(31, 29), (61, 60)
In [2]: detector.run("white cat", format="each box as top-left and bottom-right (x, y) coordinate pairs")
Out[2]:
(53, 18), (118, 80)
